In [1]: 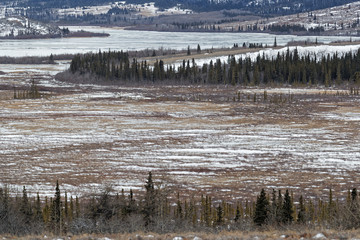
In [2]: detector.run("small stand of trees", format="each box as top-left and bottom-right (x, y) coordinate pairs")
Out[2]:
(13, 80), (41, 99)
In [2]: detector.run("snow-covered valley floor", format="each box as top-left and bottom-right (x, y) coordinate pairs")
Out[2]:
(0, 64), (359, 201)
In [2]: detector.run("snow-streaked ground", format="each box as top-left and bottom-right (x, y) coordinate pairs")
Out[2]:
(57, 2), (192, 18)
(0, 64), (359, 200)
(220, 1), (360, 35)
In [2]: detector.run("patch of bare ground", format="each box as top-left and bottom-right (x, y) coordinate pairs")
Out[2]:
(0, 68), (360, 201)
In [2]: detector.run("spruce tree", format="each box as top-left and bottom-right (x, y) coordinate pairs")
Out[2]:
(176, 192), (182, 219)
(234, 203), (241, 222)
(20, 186), (32, 224)
(254, 189), (269, 226)
(216, 204), (223, 225)
(75, 196), (80, 219)
(52, 180), (61, 235)
(35, 193), (42, 222)
(297, 195), (306, 224)
(143, 172), (156, 230)
(282, 189), (294, 224)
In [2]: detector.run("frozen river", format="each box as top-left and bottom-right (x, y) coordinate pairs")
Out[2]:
(0, 26), (358, 57)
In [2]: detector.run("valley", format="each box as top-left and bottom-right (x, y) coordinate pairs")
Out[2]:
(0, 62), (359, 203)
(1, 1), (360, 237)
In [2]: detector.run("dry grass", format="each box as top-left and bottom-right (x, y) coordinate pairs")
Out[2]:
(6, 228), (360, 239)
(0, 81), (360, 201)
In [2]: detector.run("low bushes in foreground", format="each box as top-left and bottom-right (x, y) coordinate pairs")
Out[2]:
(1, 172), (360, 236)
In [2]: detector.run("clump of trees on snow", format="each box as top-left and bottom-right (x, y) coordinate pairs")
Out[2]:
(65, 48), (360, 87)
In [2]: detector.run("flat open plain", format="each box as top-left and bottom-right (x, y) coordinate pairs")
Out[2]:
(0, 63), (359, 201)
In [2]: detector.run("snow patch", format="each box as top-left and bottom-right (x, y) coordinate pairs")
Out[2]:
(313, 233), (327, 239)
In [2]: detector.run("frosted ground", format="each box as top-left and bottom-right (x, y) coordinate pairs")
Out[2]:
(0, 62), (359, 200)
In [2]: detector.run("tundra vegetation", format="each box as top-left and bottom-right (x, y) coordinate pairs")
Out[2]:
(1, 173), (360, 236)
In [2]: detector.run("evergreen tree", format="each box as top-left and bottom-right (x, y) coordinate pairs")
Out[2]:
(276, 190), (283, 223)
(234, 203), (241, 222)
(297, 195), (306, 224)
(49, 54), (54, 64)
(35, 193), (42, 222)
(282, 189), (294, 224)
(254, 189), (269, 226)
(69, 196), (74, 222)
(75, 196), (80, 219)
(20, 186), (32, 225)
(216, 204), (223, 225)
(175, 192), (183, 219)
(143, 172), (156, 230)
(52, 180), (61, 235)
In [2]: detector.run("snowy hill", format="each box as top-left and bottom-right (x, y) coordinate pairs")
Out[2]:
(0, 16), (62, 38)
(215, 1), (360, 35)
(56, 2), (193, 18)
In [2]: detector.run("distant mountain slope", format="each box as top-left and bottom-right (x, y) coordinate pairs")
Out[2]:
(216, 1), (360, 35)
(8, 0), (360, 15)
(125, 0), (359, 14)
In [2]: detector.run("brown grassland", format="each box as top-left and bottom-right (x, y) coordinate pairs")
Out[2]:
(0, 67), (359, 202)
(0, 61), (360, 239)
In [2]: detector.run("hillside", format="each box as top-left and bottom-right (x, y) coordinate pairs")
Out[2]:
(1, 0), (359, 28)
(9, 0), (360, 15)
(216, 1), (360, 35)
(0, 16), (61, 38)
(0, 16), (110, 39)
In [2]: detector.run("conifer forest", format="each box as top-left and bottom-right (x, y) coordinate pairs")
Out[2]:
(66, 48), (360, 87)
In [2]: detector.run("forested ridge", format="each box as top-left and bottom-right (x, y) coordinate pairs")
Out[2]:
(1, 173), (360, 235)
(126, 0), (359, 14)
(18, 0), (358, 15)
(67, 48), (360, 87)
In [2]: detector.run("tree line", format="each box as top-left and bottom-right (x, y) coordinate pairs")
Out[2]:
(68, 48), (360, 87)
(1, 172), (360, 236)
